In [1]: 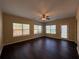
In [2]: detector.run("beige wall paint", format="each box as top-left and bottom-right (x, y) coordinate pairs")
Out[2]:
(0, 11), (3, 55)
(3, 13), (44, 45)
(77, 7), (79, 55)
(45, 17), (77, 43)
(0, 11), (2, 47)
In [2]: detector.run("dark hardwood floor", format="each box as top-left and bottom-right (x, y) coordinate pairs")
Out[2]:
(1, 37), (78, 59)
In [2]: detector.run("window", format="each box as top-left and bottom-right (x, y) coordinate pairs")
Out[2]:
(34, 25), (42, 34)
(61, 25), (68, 39)
(38, 25), (42, 33)
(13, 23), (22, 37)
(34, 25), (38, 34)
(13, 23), (30, 37)
(46, 25), (51, 33)
(23, 24), (30, 35)
(46, 25), (56, 34)
(51, 25), (56, 34)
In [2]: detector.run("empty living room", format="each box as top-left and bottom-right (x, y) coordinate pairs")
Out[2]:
(0, 0), (79, 59)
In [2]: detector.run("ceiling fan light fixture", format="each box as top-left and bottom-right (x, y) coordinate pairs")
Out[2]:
(41, 14), (46, 21)
(42, 17), (46, 20)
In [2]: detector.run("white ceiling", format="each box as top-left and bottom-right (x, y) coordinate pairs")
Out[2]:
(1, 0), (79, 22)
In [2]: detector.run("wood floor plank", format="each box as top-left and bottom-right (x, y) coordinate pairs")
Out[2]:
(1, 37), (78, 59)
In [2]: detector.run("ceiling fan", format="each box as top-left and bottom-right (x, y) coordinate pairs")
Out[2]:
(41, 14), (51, 21)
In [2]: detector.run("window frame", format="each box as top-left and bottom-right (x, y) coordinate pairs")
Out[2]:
(13, 23), (30, 37)
(46, 25), (56, 34)
(34, 25), (42, 34)
(23, 24), (30, 35)
(13, 23), (23, 37)
(46, 25), (51, 34)
(50, 25), (56, 34)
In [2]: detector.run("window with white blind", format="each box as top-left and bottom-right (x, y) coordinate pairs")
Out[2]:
(13, 23), (22, 37)
(51, 25), (56, 34)
(13, 23), (30, 37)
(46, 25), (51, 33)
(34, 25), (42, 34)
(46, 25), (56, 34)
(23, 24), (30, 35)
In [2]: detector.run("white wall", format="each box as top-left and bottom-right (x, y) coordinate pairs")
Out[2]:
(77, 7), (79, 55)
(0, 11), (3, 55)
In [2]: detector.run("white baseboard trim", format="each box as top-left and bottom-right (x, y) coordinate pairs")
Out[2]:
(3, 38), (33, 46)
(3, 36), (42, 46)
